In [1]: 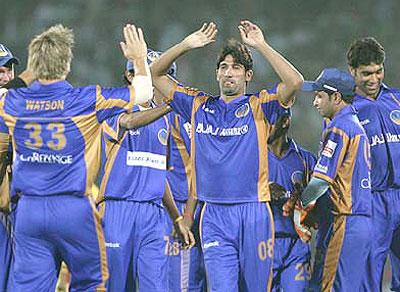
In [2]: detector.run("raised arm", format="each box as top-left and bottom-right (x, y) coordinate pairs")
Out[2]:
(119, 104), (172, 129)
(238, 20), (303, 106)
(120, 24), (152, 105)
(150, 22), (218, 100)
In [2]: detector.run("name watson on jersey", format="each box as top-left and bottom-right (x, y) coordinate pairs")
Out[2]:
(26, 100), (64, 111)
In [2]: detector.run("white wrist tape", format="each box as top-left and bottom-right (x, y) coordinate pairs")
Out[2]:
(132, 75), (153, 105)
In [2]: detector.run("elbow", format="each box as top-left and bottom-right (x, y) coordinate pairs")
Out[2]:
(291, 74), (304, 93)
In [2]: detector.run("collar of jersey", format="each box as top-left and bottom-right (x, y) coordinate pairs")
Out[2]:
(31, 80), (73, 90)
(354, 83), (389, 102)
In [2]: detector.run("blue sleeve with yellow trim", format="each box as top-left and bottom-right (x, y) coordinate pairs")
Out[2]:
(0, 116), (8, 134)
(95, 85), (135, 123)
(313, 130), (346, 183)
(170, 84), (207, 122)
(259, 85), (290, 126)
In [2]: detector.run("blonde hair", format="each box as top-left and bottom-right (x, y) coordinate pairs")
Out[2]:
(28, 24), (74, 80)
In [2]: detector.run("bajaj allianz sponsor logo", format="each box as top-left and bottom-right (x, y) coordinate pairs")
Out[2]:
(20, 152), (72, 164)
(370, 132), (400, 147)
(195, 123), (248, 136)
(126, 151), (166, 170)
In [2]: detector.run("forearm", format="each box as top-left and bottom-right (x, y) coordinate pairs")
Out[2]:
(130, 58), (152, 105)
(255, 41), (303, 104)
(0, 143), (9, 212)
(150, 42), (191, 78)
(163, 180), (181, 221)
(120, 105), (172, 129)
(300, 176), (330, 207)
(183, 191), (198, 218)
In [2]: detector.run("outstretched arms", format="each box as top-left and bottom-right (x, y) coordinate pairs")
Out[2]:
(238, 20), (303, 106)
(150, 23), (218, 101)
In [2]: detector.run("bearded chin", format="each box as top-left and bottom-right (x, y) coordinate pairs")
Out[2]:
(222, 87), (238, 96)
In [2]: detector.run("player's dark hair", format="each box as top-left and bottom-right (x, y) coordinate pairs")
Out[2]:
(267, 112), (290, 144)
(340, 93), (354, 104)
(346, 37), (385, 69)
(326, 90), (354, 104)
(217, 39), (253, 72)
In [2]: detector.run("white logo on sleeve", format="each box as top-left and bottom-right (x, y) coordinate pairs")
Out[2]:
(183, 122), (192, 139)
(321, 140), (337, 158)
(315, 163), (328, 174)
(126, 151), (166, 169)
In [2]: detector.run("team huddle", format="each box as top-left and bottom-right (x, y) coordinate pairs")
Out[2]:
(0, 20), (398, 292)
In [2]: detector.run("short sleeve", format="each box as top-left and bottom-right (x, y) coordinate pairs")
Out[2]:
(169, 83), (208, 122)
(95, 85), (135, 123)
(313, 129), (348, 183)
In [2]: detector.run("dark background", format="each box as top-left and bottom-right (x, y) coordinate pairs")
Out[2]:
(1, 1), (396, 287)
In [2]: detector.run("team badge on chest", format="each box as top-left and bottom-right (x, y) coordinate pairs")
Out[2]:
(390, 110), (400, 125)
(158, 128), (168, 145)
(235, 103), (250, 118)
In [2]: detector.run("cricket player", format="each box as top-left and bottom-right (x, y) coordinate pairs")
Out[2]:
(166, 111), (207, 292)
(0, 23), (153, 291)
(301, 67), (372, 291)
(150, 20), (304, 291)
(0, 43), (19, 292)
(346, 37), (400, 292)
(267, 111), (316, 291)
(97, 50), (195, 292)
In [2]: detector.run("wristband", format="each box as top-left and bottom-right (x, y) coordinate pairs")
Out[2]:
(183, 213), (194, 220)
(174, 216), (184, 225)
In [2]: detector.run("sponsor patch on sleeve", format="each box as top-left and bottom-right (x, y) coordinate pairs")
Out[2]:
(321, 140), (337, 158)
(315, 163), (328, 174)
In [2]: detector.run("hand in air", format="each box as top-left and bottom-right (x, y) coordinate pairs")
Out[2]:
(238, 20), (265, 48)
(120, 24), (148, 61)
(183, 22), (218, 50)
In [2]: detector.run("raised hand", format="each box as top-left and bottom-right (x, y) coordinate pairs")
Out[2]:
(182, 22), (218, 50)
(120, 24), (148, 61)
(238, 20), (265, 49)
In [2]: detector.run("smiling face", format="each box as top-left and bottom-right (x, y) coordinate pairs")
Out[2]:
(216, 54), (253, 97)
(349, 62), (384, 99)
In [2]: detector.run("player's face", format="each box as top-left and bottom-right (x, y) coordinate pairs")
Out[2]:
(349, 62), (384, 99)
(313, 91), (334, 119)
(0, 65), (14, 87)
(216, 54), (252, 96)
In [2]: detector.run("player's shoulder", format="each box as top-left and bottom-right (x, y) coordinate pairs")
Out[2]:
(251, 84), (279, 99)
(290, 139), (316, 163)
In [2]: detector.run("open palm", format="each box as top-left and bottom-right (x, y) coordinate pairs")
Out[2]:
(238, 20), (265, 48)
(183, 22), (218, 49)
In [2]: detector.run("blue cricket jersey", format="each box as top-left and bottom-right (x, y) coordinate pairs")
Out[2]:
(268, 138), (316, 235)
(353, 84), (400, 192)
(169, 83), (290, 203)
(98, 105), (170, 202)
(0, 80), (136, 197)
